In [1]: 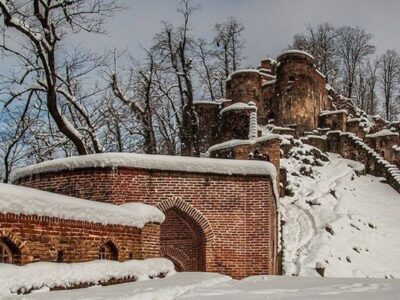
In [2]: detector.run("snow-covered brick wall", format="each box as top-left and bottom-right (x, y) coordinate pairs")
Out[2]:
(0, 183), (164, 227)
(13, 153), (277, 181)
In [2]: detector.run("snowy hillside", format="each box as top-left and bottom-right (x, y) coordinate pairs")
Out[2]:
(281, 152), (400, 278)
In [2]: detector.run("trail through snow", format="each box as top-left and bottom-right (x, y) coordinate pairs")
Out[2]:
(281, 153), (400, 278)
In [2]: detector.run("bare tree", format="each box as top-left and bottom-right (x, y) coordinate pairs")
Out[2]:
(110, 51), (158, 154)
(194, 38), (224, 101)
(151, 0), (199, 156)
(336, 26), (375, 98)
(0, 100), (36, 182)
(0, 0), (121, 155)
(291, 23), (338, 83)
(379, 49), (400, 121)
(214, 17), (245, 79)
(365, 59), (379, 115)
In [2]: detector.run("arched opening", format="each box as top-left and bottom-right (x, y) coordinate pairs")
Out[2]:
(161, 208), (206, 272)
(99, 241), (118, 261)
(0, 237), (21, 264)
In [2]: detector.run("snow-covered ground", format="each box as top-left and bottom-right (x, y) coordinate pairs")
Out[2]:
(2, 149), (400, 299)
(4, 273), (400, 299)
(0, 258), (175, 296)
(281, 153), (400, 278)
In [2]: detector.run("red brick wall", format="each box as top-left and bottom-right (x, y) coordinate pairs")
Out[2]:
(0, 213), (160, 265)
(16, 168), (278, 279)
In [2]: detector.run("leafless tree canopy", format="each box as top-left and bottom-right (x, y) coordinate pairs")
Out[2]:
(0, 0), (246, 180)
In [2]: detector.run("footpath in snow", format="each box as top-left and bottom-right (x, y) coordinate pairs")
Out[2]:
(3, 273), (400, 300)
(281, 153), (400, 278)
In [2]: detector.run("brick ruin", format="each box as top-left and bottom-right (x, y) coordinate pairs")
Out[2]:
(195, 50), (400, 192)
(3, 155), (278, 280)
(1, 49), (399, 286)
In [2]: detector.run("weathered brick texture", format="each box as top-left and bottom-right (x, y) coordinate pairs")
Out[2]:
(16, 167), (278, 279)
(0, 213), (160, 265)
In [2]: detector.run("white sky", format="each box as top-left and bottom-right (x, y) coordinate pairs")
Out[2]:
(71, 0), (400, 67)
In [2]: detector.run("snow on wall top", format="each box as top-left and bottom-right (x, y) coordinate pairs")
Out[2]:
(13, 153), (276, 181)
(0, 183), (165, 227)
(315, 69), (326, 79)
(365, 129), (399, 138)
(220, 102), (257, 114)
(319, 109), (348, 117)
(208, 134), (280, 153)
(193, 100), (221, 105)
(262, 79), (276, 87)
(276, 50), (315, 61)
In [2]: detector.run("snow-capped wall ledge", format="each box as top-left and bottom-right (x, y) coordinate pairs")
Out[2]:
(207, 134), (280, 153)
(0, 258), (174, 296)
(0, 183), (165, 227)
(220, 101), (257, 114)
(276, 50), (315, 61)
(13, 153), (277, 181)
(319, 109), (348, 117)
(226, 69), (262, 81)
(365, 129), (399, 138)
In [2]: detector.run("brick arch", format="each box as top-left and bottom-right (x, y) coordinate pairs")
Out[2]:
(156, 197), (214, 242)
(157, 197), (214, 272)
(0, 230), (26, 264)
(98, 238), (120, 261)
(0, 231), (25, 250)
(99, 237), (121, 252)
(160, 245), (191, 271)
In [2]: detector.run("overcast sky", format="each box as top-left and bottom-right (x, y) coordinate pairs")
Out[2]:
(74, 0), (400, 67)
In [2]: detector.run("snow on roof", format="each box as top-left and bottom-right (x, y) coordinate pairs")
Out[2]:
(193, 100), (221, 105)
(261, 57), (277, 63)
(226, 69), (261, 81)
(220, 102), (257, 114)
(262, 79), (276, 87)
(315, 69), (326, 79)
(208, 134), (280, 153)
(347, 118), (361, 122)
(365, 129), (399, 138)
(257, 68), (272, 73)
(13, 153), (276, 181)
(259, 72), (276, 79)
(0, 183), (165, 227)
(302, 135), (327, 140)
(276, 50), (315, 61)
(325, 83), (334, 91)
(319, 109), (348, 117)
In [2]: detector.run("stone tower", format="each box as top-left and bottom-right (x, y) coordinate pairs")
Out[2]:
(273, 51), (329, 133)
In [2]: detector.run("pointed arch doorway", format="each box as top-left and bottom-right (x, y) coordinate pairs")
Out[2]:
(157, 198), (213, 272)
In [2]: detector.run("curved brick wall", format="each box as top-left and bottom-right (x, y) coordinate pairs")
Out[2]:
(225, 71), (268, 123)
(274, 52), (329, 133)
(16, 166), (278, 279)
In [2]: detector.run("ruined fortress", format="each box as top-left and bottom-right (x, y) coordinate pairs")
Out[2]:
(195, 50), (400, 193)
(0, 50), (399, 284)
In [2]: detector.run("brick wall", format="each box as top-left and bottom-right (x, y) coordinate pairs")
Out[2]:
(209, 138), (281, 183)
(273, 52), (329, 134)
(0, 213), (160, 265)
(319, 112), (347, 131)
(225, 71), (267, 122)
(16, 167), (278, 279)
